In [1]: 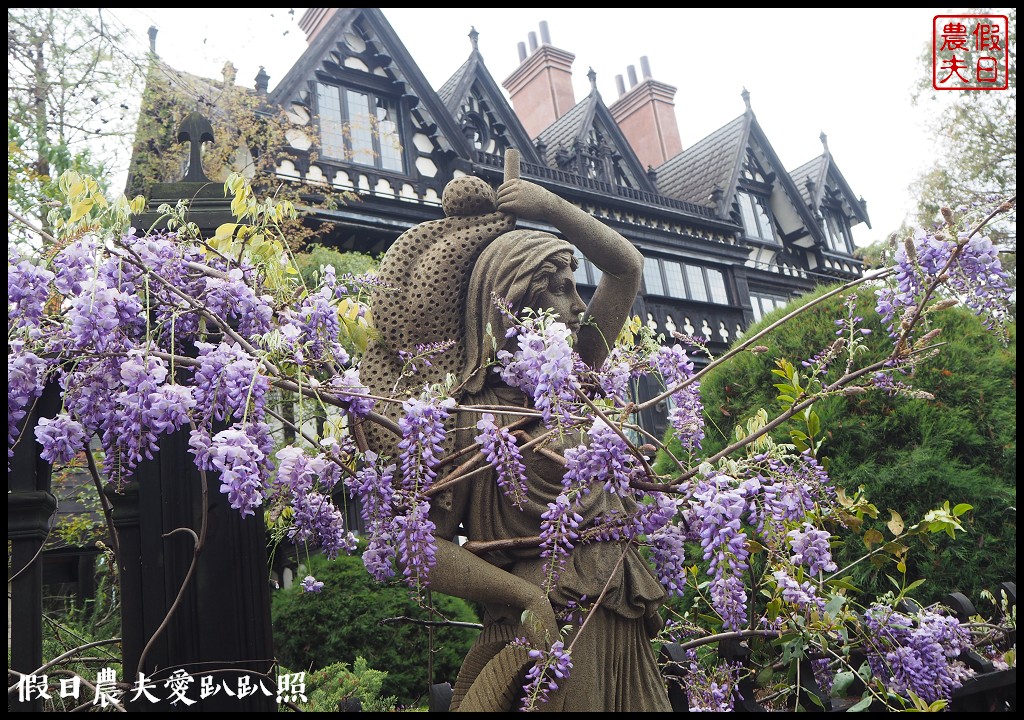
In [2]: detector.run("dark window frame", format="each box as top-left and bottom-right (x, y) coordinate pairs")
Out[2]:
(315, 80), (407, 174)
(821, 203), (853, 254)
(641, 256), (731, 305)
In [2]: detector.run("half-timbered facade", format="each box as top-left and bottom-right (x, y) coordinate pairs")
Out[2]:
(129, 7), (872, 436)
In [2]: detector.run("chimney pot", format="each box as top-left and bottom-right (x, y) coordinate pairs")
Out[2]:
(255, 66), (270, 95)
(539, 21), (551, 45)
(517, 41), (527, 62)
(528, 31), (538, 52)
(640, 56), (652, 79)
(627, 65), (638, 87)
(615, 74), (626, 98)
(148, 26), (158, 54)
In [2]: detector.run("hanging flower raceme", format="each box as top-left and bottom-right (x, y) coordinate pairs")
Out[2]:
(876, 228), (1012, 342)
(329, 367), (376, 418)
(9, 259), (54, 332)
(787, 523), (837, 576)
(651, 344), (705, 451)
(100, 351), (195, 486)
(690, 474), (753, 630)
(861, 604), (973, 705)
(518, 639), (573, 711)
(193, 341), (268, 424)
(475, 413), (529, 509)
(8, 344), (51, 465)
(347, 451), (398, 581)
(273, 445), (356, 560)
(207, 426), (269, 518)
(498, 316), (580, 427)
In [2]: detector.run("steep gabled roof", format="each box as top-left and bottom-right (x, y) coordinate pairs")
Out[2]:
(656, 91), (825, 248)
(654, 114), (749, 215)
(534, 70), (656, 193)
(268, 8), (470, 162)
(746, 118), (825, 245)
(789, 133), (871, 229)
(436, 27), (542, 165)
(790, 154), (829, 212)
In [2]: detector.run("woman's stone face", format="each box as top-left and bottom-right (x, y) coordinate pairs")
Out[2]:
(533, 264), (587, 339)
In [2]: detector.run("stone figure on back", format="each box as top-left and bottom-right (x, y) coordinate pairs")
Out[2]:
(360, 151), (672, 711)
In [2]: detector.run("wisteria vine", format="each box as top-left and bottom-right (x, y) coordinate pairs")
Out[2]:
(8, 173), (1016, 711)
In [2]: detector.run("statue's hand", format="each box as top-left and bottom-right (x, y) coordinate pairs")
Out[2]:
(496, 179), (558, 223)
(520, 591), (560, 651)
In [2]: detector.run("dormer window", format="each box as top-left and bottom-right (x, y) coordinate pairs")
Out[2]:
(736, 151), (778, 244)
(737, 190), (778, 243)
(822, 204), (853, 254)
(316, 82), (404, 173)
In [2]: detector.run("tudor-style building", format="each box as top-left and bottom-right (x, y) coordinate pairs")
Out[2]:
(128, 7), (871, 436)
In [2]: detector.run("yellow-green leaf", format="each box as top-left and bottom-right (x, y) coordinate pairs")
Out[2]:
(887, 510), (905, 536)
(863, 529), (884, 549)
(69, 197), (96, 224)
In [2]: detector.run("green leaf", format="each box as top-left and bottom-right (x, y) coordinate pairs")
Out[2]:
(826, 576), (862, 593)
(830, 671), (856, 698)
(848, 694), (874, 712)
(807, 412), (820, 438)
(68, 197), (94, 223)
(952, 503), (973, 517)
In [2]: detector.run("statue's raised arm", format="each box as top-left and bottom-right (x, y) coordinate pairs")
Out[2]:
(493, 177), (643, 371)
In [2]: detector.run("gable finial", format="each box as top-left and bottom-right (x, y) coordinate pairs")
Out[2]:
(710, 184), (724, 205)
(588, 67), (597, 91)
(741, 87), (751, 111)
(469, 26), (479, 52)
(819, 131), (829, 153)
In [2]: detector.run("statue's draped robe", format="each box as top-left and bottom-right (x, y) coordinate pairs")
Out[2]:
(434, 232), (672, 712)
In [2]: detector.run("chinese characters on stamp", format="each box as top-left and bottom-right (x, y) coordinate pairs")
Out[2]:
(933, 14), (1010, 90)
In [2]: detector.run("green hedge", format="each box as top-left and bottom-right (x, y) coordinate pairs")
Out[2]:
(271, 551), (479, 708)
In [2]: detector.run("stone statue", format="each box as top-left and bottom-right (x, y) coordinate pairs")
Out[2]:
(360, 152), (671, 711)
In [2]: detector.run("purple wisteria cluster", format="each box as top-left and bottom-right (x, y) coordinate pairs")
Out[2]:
(346, 451), (397, 581)
(862, 604), (973, 704)
(498, 315), (581, 426)
(650, 344), (705, 451)
(518, 639), (573, 711)
(875, 228), (1012, 342)
(344, 390), (455, 591)
(274, 445), (355, 558)
(6, 226), (374, 558)
(682, 648), (742, 712)
(474, 413), (528, 509)
(8, 343), (49, 467)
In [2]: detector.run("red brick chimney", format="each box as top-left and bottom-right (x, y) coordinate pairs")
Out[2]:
(609, 56), (682, 169)
(298, 8), (338, 45)
(502, 21), (577, 140)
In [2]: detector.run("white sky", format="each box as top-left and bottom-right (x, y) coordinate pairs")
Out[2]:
(104, 7), (995, 248)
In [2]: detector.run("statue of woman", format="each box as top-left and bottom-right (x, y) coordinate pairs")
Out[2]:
(360, 166), (671, 712)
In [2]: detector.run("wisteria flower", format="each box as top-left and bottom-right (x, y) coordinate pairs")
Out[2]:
(301, 575), (324, 593)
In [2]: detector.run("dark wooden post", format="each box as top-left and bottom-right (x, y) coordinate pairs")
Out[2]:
(111, 428), (275, 711)
(8, 380), (62, 712)
(108, 112), (275, 711)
